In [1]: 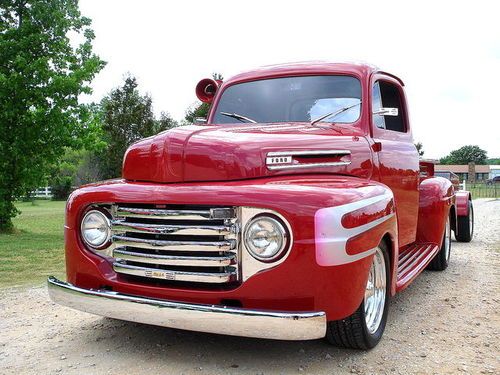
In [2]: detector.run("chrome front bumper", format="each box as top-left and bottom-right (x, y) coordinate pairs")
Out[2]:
(47, 277), (327, 340)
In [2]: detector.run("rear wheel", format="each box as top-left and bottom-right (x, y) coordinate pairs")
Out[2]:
(455, 201), (473, 242)
(326, 242), (390, 349)
(427, 215), (451, 271)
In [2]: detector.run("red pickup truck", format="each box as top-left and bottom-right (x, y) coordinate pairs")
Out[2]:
(49, 62), (474, 349)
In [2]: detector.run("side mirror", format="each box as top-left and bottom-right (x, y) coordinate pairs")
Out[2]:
(194, 117), (207, 125)
(195, 78), (220, 103)
(373, 107), (398, 116)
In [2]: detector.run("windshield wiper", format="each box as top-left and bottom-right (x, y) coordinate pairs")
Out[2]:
(310, 101), (362, 126)
(220, 112), (257, 123)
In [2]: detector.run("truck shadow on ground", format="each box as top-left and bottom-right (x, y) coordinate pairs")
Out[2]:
(73, 242), (468, 372)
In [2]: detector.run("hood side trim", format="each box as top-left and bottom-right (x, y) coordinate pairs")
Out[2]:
(266, 149), (351, 170)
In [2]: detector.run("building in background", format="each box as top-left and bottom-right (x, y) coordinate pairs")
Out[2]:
(434, 163), (490, 183)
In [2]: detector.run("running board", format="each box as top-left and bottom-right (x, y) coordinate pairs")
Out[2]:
(396, 243), (439, 292)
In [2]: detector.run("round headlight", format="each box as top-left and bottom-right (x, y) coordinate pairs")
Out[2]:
(81, 210), (111, 248)
(244, 216), (288, 261)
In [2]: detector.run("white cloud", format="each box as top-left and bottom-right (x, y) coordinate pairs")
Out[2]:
(79, 0), (500, 159)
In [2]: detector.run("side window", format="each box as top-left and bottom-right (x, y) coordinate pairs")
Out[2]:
(372, 80), (406, 132)
(372, 82), (385, 129)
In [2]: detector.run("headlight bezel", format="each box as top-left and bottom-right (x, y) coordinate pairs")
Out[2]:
(80, 208), (112, 250)
(243, 214), (290, 262)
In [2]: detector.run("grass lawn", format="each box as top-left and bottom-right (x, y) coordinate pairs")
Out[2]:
(0, 200), (66, 288)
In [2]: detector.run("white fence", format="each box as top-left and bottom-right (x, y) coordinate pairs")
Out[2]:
(32, 187), (53, 198)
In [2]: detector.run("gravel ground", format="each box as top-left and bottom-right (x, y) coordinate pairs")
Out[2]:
(1, 199), (499, 375)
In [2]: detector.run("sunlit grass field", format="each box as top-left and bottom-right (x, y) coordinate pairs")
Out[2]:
(0, 200), (66, 288)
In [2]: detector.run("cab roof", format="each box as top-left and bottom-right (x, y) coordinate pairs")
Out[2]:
(225, 61), (404, 86)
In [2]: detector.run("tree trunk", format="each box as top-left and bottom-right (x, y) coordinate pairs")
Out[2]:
(0, 193), (16, 232)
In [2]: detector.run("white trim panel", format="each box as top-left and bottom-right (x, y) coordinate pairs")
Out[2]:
(315, 192), (394, 266)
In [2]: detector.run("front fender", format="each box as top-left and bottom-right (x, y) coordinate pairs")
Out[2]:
(65, 175), (398, 321)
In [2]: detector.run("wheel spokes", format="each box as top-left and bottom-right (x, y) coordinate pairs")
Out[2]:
(364, 247), (387, 334)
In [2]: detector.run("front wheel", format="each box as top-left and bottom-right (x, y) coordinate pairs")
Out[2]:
(326, 242), (390, 349)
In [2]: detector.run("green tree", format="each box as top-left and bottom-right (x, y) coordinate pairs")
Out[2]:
(184, 72), (223, 123)
(440, 145), (488, 165)
(184, 102), (210, 124)
(96, 75), (177, 179)
(414, 142), (424, 157)
(48, 148), (103, 200)
(0, 0), (105, 231)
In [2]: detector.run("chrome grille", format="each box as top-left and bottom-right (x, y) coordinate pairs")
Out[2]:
(109, 205), (239, 285)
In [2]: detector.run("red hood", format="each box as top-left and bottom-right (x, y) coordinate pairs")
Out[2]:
(122, 123), (374, 183)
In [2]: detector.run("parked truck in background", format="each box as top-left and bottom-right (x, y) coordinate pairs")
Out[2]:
(48, 62), (474, 349)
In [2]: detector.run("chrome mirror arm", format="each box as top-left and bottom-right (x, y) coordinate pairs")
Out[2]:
(372, 108), (398, 116)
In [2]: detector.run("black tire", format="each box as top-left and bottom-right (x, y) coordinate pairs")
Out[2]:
(427, 215), (451, 271)
(326, 242), (390, 349)
(455, 201), (473, 242)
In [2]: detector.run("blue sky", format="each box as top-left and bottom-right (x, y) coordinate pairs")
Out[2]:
(79, 0), (500, 159)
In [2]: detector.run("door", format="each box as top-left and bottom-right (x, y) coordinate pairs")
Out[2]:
(371, 77), (420, 246)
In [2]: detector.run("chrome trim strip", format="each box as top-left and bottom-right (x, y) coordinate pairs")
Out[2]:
(48, 277), (327, 340)
(113, 248), (236, 267)
(267, 149), (351, 157)
(112, 235), (235, 251)
(267, 161), (351, 170)
(117, 207), (211, 220)
(112, 263), (237, 283)
(265, 150), (351, 170)
(116, 207), (236, 220)
(111, 220), (236, 236)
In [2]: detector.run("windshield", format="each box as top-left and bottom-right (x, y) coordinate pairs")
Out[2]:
(213, 75), (362, 124)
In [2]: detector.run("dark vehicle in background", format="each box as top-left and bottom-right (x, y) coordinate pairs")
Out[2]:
(486, 176), (500, 185)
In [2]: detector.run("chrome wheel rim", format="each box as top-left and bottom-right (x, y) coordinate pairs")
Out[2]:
(469, 207), (474, 237)
(444, 217), (451, 261)
(364, 247), (387, 334)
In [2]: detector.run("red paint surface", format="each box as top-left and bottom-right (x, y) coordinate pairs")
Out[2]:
(66, 62), (469, 323)
(416, 176), (454, 245)
(455, 190), (471, 216)
(342, 197), (395, 229)
(66, 177), (384, 320)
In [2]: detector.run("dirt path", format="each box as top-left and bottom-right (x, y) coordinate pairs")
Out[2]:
(1, 199), (499, 375)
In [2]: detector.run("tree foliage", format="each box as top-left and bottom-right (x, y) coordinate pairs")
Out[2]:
(96, 75), (177, 179)
(414, 142), (424, 157)
(184, 73), (223, 124)
(48, 148), (102, 200)
(486, 158), (500, 165)
(0, 0), (105, 231)
(440, 145), (488, 165)
(185, 102), (210, 124)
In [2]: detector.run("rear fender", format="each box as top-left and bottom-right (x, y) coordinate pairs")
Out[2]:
(416, 177), (454, 245)
(455, 190), (471, 217)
